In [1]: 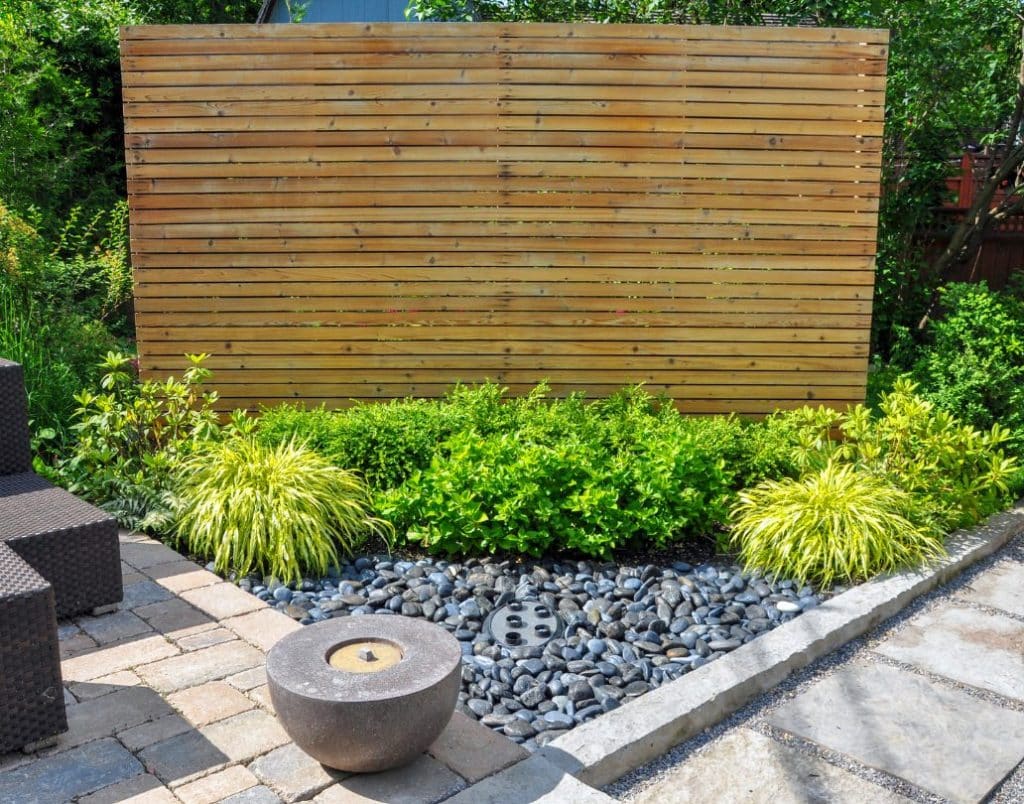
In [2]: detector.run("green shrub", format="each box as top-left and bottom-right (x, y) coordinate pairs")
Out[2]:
(376, 387), (737, 558)
(729, 460), (945, 588)
(53, 353), (232, 530)
(172, 437), (391, 585)
(907, 283), (1024, 451)
(731, 379), (1020, 541)
(0, 278), (117, 452)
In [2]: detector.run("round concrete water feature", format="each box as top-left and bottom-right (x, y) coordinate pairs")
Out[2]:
(266, 616), (461, 772)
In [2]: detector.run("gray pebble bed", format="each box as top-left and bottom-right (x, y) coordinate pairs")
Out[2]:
(231, 554), (823, 749)
(605, 533), (1024, 803)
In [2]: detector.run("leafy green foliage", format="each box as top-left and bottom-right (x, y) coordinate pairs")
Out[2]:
(729, 460), (945, 587)
(906, 283), (1024, 450)
(52, 353), (231, 530)
(172, 437), (391, 585)
(375, 387), (739, 558)
(732, 379), (1020, 540)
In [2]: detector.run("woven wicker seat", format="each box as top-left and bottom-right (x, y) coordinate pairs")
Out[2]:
(0, 541), (66, 753)
(0, 359), (122, 619)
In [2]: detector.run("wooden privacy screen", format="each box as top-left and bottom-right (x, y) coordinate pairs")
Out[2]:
(122, 22), (888, 415)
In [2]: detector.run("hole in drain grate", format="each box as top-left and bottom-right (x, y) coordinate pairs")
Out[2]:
(484, 601), (559, 648)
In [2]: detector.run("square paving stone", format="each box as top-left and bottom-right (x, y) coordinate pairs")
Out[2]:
(54, 685), (173, 751)
(427, 711), (529, 784)
(249, 743), (345, 801)
(138, 729), (232, 786)
(135, 639), (265, 693)
(0, 738), (143, 804)
(958, 560), (1024, 618)
(169, 681), (254, 727)
(76, 609), (153, 644)
(175, 765), (261, 804)
(122, 580), (176, 610)
(874, 602), (1024, 701)
(224, 608), (302, 653)
(769, 662), (1024, 803)
(631, 728), (912, 804)
(200, 709), (291, 764)
(315, 755), (466, 804)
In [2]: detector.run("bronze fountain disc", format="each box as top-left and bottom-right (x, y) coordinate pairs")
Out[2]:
(329, 639), (403, 673)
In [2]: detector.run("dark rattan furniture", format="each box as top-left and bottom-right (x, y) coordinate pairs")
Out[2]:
(0, 541), (66, 753)
(0, 359), (122, 619)
(0, 358), (124, 752)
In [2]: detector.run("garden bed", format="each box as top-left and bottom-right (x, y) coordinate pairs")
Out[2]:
(234, 552), (823, 748)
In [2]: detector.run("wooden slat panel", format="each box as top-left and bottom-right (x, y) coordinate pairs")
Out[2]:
(122, 21), (887, 415)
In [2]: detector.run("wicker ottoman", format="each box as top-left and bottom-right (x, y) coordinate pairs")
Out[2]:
(0, 473), (122, 619)
(0, 542), (66, 753)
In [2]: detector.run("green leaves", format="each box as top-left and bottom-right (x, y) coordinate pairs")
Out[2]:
(374, 386), (739, 558)
(729, 460), (945, 588)
(171, 438), (392, 586)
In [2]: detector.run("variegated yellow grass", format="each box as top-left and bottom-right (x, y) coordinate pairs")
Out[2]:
(172, 437), (393, 585)
(728, 460), (946, 588)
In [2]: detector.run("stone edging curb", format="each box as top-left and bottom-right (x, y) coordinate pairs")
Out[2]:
(515, 504), (1024, 790)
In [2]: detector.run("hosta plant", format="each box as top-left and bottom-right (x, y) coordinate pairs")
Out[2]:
(172, 437), (392, 584)
(729, 461), (945, 588)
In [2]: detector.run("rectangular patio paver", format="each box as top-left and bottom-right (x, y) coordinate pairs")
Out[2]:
(222, 785), (283, 804)
(145, 559), (221, 594)
(768, 662), (1024, 803)
(133, 597), (216, 637)
(874, 602), (1024, 701)
(53, 684), (173, 752)
(76, 608), (153, 644)
(118, 713), (193, 753)
(61, 634), (179, 682)
(0, 738), (143, 804)
(175, 765), (262, 804)
(957, 560), (1024, 617)
(631, 728), (912, 804)
(78, 773), (177, 804)
(138, 729), (231, 786)
(135, 639), (264, 693)
(181, 582), (267, 621)
(120, 540), (187, 571)
(177, 626), (238, 652)
(315, 754), (465, 804)
(69, 670), (142, 702)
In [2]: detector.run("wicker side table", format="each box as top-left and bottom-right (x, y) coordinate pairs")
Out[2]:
(0, 542), (66, 753)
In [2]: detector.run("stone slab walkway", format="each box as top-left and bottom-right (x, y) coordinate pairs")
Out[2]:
(614, 536), (1024, 804)
(0, 531), (606, 803)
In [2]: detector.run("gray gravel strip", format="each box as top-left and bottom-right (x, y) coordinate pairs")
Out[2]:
(606, 533), (1024, 803)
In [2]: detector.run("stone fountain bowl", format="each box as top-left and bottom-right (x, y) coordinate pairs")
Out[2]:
(266, 615), (461, 773)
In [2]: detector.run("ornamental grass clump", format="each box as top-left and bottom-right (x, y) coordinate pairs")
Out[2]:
(172, 437), (392, 585)
(729, 461), (945, 588)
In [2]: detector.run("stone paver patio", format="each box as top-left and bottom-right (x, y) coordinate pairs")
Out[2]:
(5, 528), (1023, 803)
(0, 531), (586, 803)
(622, 540), (1024, 804)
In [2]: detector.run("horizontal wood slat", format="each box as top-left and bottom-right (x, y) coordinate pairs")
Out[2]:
(123, 22), (886, 414)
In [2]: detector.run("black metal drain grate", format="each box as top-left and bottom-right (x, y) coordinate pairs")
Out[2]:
(483, 601), (559, 648)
